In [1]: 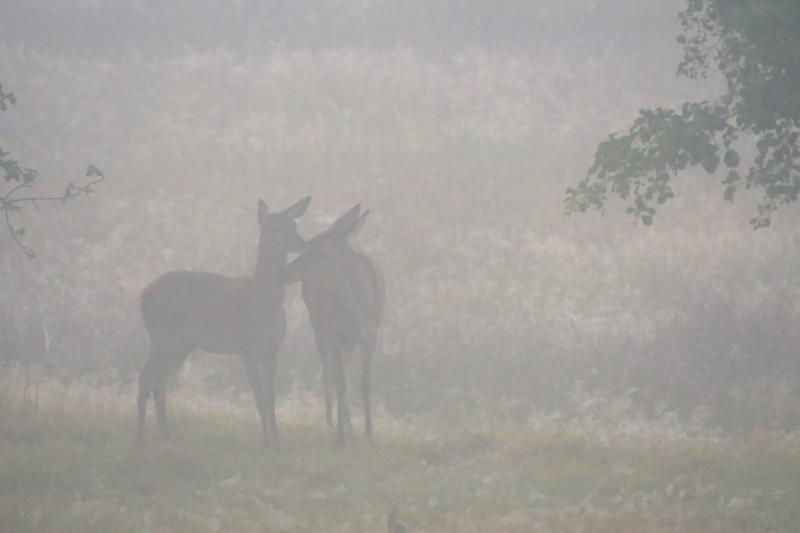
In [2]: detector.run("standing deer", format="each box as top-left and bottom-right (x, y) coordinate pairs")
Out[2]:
(137, 196), (311, 450)
(283, 204), (385, 444)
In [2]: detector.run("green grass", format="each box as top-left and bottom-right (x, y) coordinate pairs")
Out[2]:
(2, 384), (800, 532)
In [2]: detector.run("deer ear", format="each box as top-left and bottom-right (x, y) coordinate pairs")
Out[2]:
(258, 199), (269, 224)
(329, 204), (361, 239)
(283, 195), (311, 219)
(351, 209), (369, 237)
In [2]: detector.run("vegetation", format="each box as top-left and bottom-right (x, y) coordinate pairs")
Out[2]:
(3, 377), (800, 532)
(567, 0), (800, 228)
(2, 39), (798, 433)
(1, 2), (799, 529)
(1, 84), (104, 257)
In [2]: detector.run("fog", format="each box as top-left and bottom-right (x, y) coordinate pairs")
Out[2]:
(2, 1), (799, 531)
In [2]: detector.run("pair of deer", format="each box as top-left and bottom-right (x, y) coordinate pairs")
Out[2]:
(137, 196), (384, 449)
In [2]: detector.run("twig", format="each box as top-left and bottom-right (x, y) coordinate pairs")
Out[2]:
(1, 168), (105, 257)
(4, 204), (34, 257)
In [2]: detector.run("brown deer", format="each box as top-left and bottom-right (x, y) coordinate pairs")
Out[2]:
(137, 196), (311, 450)
(283, 204), (385, 444)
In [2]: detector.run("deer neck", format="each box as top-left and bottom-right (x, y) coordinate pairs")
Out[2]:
(254, 251), (287, 299)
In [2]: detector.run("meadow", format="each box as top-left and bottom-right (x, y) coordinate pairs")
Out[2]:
(3, 376), (800, 532)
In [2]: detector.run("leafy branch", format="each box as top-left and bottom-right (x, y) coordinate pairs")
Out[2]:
(566, 0), (800, 229)
(1, 83), (104, 257)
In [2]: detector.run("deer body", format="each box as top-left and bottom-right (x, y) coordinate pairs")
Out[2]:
(304, 248), (384, 434)
(285, 206), (384, 443)
(141, 271), (286, 357)
(137, 197), (310, 450)
(303, 250), (382, 351)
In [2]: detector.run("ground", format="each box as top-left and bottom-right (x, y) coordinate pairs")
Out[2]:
(1, 378), (799, 532)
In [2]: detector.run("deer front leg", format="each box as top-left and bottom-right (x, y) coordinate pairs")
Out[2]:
(153, 382), (172, 443)
(309, 306), (334, 428)
(136, 368), (152, 450)
(262, 352), (280, 450)
(242, 356), (271, 448)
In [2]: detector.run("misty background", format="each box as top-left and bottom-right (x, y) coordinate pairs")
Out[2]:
(2, 0), (800, 434)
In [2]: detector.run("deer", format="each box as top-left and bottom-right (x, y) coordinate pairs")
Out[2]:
(283, 204), (385, 445)
(137, 196), (311, 450)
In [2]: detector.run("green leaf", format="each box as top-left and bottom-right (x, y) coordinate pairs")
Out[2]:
(86, 164), (104, 178)
(567, 0), (800, 229)
(701, 154), (720, 174)
(724, 185), (736, 202)
(723, 149), (741, 168)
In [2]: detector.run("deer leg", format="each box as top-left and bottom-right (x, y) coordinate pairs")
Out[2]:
(136, 365), (154, 450)
(242, 356), (270, 449)
(361, 330), (378, 439)
(137, 343), (166, 450)
(321, 350), (334, 427)
(310, 311), (333, 428)
(150, 347), (192, 444)
(362, 349), (373, 440)
(153, 382), (170, 442)
(340, 354), (353, 434)
(262, 352), (280, 450)
(341, 386), (353, 434)
(343, 402), (353, 433)
(324, 347), (352, 433)
(331, 345), (348, 446)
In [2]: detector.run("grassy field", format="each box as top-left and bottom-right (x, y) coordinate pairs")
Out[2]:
(2, 379), (800, 532)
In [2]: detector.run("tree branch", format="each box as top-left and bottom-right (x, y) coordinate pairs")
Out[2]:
(1, 168), (105, 257)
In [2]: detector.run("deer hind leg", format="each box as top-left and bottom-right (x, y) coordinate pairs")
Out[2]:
(138, 339), (193, 449)
(324, 348), (353, 433)
(331, 344), (349, 446)
(242, 356), (271, 449)
(361, 346), (374, 440)
(341, 371), (353, 434)
(321, 350), (333, 427)
(155, 345), (193, 443)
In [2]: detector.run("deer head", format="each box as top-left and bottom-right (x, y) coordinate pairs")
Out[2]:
(255, 196), (311, 268)
(282, 203), (366, 285)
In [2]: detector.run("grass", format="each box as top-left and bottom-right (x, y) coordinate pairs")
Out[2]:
(2, 380), (800, 532)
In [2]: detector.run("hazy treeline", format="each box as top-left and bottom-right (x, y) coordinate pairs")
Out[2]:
(1, 0), (799, 433)
(3, 0), (679, 57)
